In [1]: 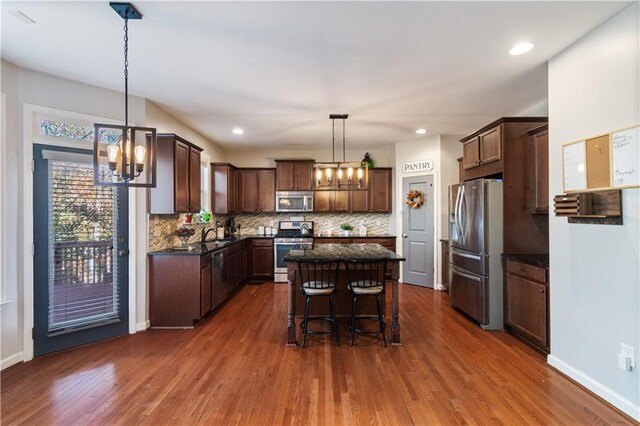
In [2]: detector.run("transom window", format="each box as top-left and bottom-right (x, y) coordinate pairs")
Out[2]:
(39, 119), (120, 144)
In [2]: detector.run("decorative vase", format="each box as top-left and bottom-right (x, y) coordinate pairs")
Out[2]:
(342, 230), (351, 237)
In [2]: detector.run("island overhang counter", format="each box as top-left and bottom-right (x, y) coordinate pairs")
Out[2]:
(283, 243), (406, 346)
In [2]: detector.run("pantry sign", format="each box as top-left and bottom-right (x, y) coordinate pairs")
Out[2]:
(403, 159), (434, 173)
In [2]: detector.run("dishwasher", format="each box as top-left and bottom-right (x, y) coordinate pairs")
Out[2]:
(211, 248), (228, 310)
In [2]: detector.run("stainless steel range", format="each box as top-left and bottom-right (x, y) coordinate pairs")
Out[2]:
(274, 221), (314, 282)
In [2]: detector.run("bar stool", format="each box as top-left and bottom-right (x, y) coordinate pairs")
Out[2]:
(297, 259), (341, 348)
(344, 258), (388, 347)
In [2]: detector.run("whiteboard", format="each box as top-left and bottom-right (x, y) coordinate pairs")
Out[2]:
(612, 126), (640, 187)
(563, 141), (587, 191)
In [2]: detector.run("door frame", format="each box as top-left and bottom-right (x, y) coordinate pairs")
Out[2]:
(396, 170), (441, 288)
(21, 103), (142, 362)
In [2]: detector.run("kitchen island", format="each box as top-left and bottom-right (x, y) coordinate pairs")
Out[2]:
(284, 243), (405, 346)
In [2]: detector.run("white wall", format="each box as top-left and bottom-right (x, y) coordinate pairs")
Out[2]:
(547, 4), (639, 420)
(145, 100), (227, 163)
(439, 135), (463, 238)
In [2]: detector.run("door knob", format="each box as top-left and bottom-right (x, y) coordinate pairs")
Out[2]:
(119, 249), (130, 256)
(402, 234), (408, 238)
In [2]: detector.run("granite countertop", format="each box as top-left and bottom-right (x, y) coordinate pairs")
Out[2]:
(502, 253), (549, 268)
(284, 243), (405, 262)
(148, 234), (273, 256)
(314, 234), (396, 238)
(439, 238), (449, 242)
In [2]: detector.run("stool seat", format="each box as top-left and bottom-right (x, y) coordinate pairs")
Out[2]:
(302, 286), (335, 295)
(350, 285), (383, 295)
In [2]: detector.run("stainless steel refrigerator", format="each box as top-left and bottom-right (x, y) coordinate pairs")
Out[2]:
(448, 179), (503, 330)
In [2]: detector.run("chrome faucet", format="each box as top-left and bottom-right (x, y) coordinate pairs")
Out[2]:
(201, 227), (217, 243)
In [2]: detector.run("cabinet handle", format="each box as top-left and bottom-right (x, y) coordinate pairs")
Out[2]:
(539, 289), (545, 293)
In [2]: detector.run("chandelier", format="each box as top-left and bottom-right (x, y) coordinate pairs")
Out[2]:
(313, 114), (368, 191)
(93, 2), (157, 187)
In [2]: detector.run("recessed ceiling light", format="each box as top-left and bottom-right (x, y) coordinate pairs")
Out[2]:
(415, 129), (427, 135)
(10, 10), (36, 24)
(232, 128), (244, 135)
(509, 42), (534, 56)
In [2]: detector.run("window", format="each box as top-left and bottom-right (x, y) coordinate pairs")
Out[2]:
(200, 153), (211, 212)
(39, 119), (120, 144)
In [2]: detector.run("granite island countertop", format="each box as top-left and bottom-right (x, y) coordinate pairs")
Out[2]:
(284, 243), (405, 262)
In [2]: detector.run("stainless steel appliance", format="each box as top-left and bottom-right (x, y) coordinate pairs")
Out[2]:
(275, 191), (314, 213)
(274, 220), (314, 282)
(449, 179), (503, 330)
(211, 249), (227, 310)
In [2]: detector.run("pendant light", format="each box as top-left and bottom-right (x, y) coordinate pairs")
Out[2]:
(313, 114), (368, 191)
(93, 2), (157, 187)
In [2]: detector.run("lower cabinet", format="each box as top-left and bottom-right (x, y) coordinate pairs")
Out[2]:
(505, 259), (549, 353)
(250, 239), (274, 279)
(441, 240), (449, 288)
(200, 254), (212, 317)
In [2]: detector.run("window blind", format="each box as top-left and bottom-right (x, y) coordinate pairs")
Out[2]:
(47, 160), (120, 333)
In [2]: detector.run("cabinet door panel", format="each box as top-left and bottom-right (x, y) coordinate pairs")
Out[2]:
(462, 138), (480, 170)
(189, 148), (201, 212)
(350, 186), (369, 212)
(369, 169), (392, 213)
(532, 131), (549, 213)
(313, 191), (332, 212)
(479, 126), (502, 164)
(293, 162), (312, 190)
(506, 274), (548, 348)
(174, 142), (190, 212)
(239, 170), (259, 213)
(200, 262), (212, 316)
(258, 170), (276, 212)
(228, 168), (238, 213)
(333, 191), (349, 212)
(252, 246), (274, 277)
(276, 162), (294, 191)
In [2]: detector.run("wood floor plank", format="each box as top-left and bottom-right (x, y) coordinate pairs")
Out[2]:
(1, 283), (634, 425)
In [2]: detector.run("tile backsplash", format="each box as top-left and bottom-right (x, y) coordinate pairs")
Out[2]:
(148, 213), (391, 251)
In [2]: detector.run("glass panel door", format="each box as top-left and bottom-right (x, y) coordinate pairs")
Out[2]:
(33, 144), (129, 356)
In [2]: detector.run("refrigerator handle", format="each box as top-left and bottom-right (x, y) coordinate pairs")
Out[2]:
(458, 185), (466, 245)
(454, 185), (462, 242)
(451, 265), (482, 282)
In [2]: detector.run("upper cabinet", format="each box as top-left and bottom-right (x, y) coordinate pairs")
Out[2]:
(459, 117), (547, 182)
(529, 125), (549, 214)
(238, 169), (276, 213)
(211, 163), (238, 214)
(313, 168), (392, 214)
(275, 160), (313, 191)
(150, 134), (202, 214)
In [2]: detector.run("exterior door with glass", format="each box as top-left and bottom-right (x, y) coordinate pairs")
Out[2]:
(33, 144), (129, 356)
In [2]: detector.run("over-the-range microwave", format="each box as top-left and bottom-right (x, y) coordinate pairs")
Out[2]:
(275, 191), (314, 213)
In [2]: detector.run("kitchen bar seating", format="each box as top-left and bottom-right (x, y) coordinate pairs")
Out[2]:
(297, 259), (341, 347)
(345, 258), (388, 347)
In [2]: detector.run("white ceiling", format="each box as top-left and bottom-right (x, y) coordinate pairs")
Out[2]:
(1, 1), (631, 150)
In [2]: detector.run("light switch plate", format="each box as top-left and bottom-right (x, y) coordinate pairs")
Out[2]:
(620, 343), (636, 369)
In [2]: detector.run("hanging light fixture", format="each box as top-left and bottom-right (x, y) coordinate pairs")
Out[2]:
(93, 2), (157, 187)
(313, 114), (368, 191)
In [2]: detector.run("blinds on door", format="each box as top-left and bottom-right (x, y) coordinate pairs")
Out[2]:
(47, 159), (120, 333)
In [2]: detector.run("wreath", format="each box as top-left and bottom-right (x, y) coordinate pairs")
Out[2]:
(406, 190), (424, 209)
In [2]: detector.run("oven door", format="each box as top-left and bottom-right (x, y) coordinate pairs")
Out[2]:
(274, 243), (296, 273)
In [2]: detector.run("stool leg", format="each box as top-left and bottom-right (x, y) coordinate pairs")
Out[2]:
(302, 295), (310, 348)
(350, 295), (357, 347)
(328, 294), (340, 346)
(376, 294), (387, 347)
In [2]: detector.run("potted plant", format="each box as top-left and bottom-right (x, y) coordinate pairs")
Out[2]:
(339, 223), (354, 237)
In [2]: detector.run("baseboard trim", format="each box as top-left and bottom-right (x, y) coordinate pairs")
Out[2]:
(135, 320), (150, 332)
(1, 352), (24, 371)
(548, 355), (640, 421)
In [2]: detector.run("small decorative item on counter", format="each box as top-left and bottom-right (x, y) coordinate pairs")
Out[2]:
(201, 210), (211, 223)
(184, 213), (193, 224)
(361, 152), (374, 169)
(340, 223), (353, 237)
(175, 226), (196, 247)
(406, 189), (424, 209)
(358, 222), (368, 237)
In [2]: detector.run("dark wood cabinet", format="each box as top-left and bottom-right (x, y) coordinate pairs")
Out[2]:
(479, 125), (502, 165)
(313, 191), (349, 213)
(369, 168), (392, 213)
(441, 240), (449, 289)
(462, 138), (480, 170)
(250, 239), (274, 278)
(149, 253), (212, 327)
(211, 163), (238, 214)
(350, 187), (369, 212)
(275, 160), (313, 191)
(505, 259), (549, 353)
(150, 134), (203, 214)
(529, 126), (549, 214)
(240, 169), (276, 213)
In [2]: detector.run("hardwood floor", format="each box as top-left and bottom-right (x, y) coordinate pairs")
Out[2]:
(1, 283), (632, 425)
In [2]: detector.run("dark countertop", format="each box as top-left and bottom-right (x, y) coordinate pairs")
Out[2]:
(314, 234), (396, 238)
(284, 243), (405, 262)
(148, 234), (273, 256)
(502, 253), (549, 268)
(439, 238), (449, 242)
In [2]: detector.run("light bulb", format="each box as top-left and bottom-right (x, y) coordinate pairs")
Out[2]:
(326, 168), (332, 183)
(134, 145), (146, 164)
(125, 140), (132, 163)
(347, 167), (353, 177)
(357, 168), (363, 179)
(337, 168), (343, 181)
(107, 144), (120, 163)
